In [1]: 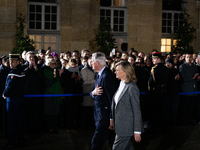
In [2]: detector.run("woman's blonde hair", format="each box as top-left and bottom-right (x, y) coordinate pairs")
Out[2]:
(116, 61), (137, 83)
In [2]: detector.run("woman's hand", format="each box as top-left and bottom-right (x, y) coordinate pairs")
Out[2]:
(71, 73), (77, 78)
(53, 69), (56, 78)
(134, 133), (141, 142)
(59, 69), (64, 77)
(77, 75), (81, 81)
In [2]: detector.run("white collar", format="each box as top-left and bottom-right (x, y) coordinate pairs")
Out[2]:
(98, 66), (106, 77)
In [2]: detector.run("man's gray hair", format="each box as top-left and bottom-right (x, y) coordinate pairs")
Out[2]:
(92, 52), (106, 66)
(26, 51), (35, 58)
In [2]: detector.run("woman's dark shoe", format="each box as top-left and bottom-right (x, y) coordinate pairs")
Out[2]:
(1, 145), (14, 149)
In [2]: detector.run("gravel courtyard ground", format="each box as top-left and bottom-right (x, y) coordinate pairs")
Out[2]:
(0, 123), (200, 150)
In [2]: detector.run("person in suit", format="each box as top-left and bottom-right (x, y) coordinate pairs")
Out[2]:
(109, 61), (143, 150)
(90, 52), (118, 150)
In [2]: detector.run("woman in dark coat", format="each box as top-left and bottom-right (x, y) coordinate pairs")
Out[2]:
(64, 59), (82, 132)
(43, 58), (62, 133)
(140, 57), (153, 128)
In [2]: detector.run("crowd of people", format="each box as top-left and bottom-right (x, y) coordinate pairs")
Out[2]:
(0, 47), (200, 149)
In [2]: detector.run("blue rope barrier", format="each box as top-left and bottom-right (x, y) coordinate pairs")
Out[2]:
(178, 91), (200, 95)
(139, 91), (200, 95)
(140, 92), (149, 95)
(24, 93), (89, 98)
(24, 91), (200, 98)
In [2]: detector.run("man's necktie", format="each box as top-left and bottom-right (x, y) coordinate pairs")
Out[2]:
(96, 74), (100, 80)
(95, 74), (99, 87)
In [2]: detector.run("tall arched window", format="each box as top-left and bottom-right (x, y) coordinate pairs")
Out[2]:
(99, 0), (127, 51)
(161, 0), (185, 52)
(28, 0), (60, 53)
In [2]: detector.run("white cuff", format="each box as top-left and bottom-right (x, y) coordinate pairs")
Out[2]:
(134, 131), (141, 134)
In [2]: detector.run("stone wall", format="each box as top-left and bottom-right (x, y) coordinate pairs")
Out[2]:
(197, 0), (200, 53)
(0, 0), (16, 56)
(127, 0), (162, 54)
(60, 0), (99, 53)
(0, 0), (27, 56)
(188, 0), (199, 53)
(0, 0), (199, 56)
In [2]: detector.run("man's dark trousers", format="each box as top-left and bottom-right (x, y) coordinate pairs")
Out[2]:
(6, 98), (25, 146)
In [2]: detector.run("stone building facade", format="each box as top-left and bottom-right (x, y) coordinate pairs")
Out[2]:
(0, 0), (199, 56)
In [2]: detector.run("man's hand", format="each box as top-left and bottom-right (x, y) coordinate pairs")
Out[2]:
(46, 50), (51, 55)
(197, 76), (200, 80)
(193, 73), (199, 79)
(32, 61), (38, 71)
(29, 61), (38, 71)
(92, 84), (103, 96)
(175, 74), (180, 80)
(108, 119), (114, 130)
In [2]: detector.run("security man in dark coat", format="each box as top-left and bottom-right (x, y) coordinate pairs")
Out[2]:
(149, 52), (169, 133)
(0, 57), (10, 96)
(0, 57), (10, 135)
(2, 54), (27, 149)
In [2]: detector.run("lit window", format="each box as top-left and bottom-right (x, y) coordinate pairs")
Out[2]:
(28, 2), (59, 30)
(29, 35), (42, 50)
(117, 0), (126, 6)
(161, 38), (177, 52)
(99, 0), (126, 7)
(29, 34), (59, 52)
(44, 35), (57, 50)
(161, 38), (171, 52)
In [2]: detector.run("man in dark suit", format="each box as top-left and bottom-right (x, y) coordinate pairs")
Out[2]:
(23, 51), (44, 134)
(90, 52), (118, 150)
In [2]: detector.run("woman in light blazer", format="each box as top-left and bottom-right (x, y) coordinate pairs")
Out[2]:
(109, 61), (144, 150)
